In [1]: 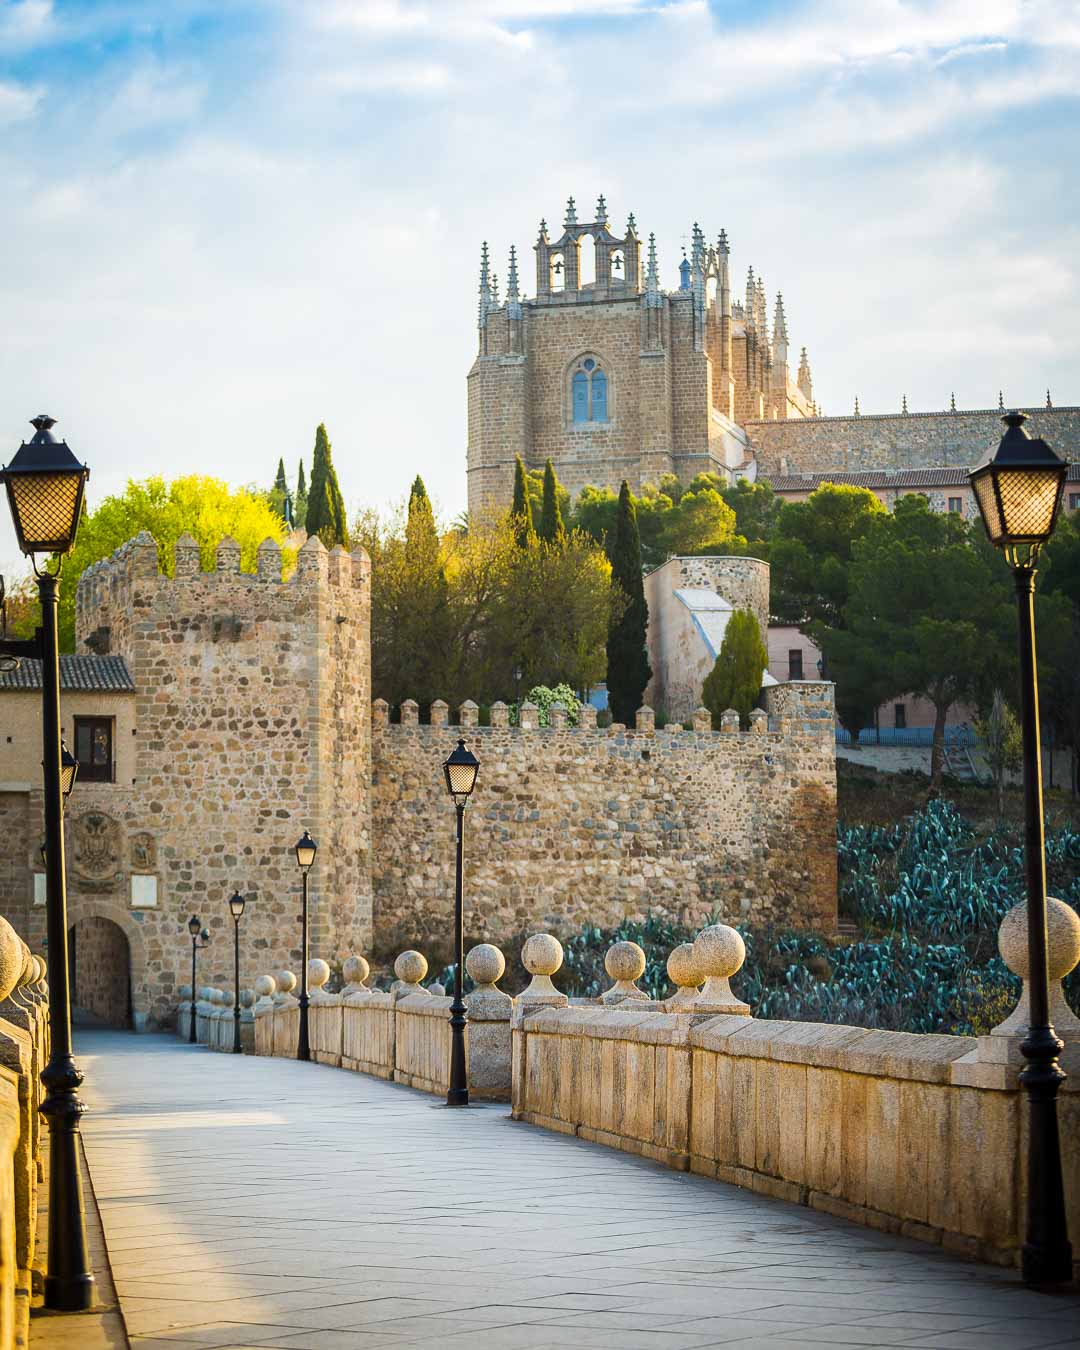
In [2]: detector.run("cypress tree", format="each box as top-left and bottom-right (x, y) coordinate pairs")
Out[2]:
(538, 459), (566, 547)
(510, 455), (535, 548)
(297, 459), (306, 499)
(701, 608), (768, 729)
(295, 459), (307, 528)
(605, 480), (651, 725)
(304, 424), (348, 547)
(274, 458), (287, 494)
(404, 476), (450, 706)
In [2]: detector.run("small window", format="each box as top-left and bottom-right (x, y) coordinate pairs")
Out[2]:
(74, 716), (114, 784)
(947, 497), (963, 513)
(788, 649), (804, 681)
(1069, 493), (1080, 511)
(894, 704), (906, 730)
(570, 357), (609, 424)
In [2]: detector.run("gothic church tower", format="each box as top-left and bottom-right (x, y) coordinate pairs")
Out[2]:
(466, 196), (814, 519)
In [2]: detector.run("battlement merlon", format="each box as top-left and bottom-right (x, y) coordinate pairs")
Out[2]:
(74, 530), (371, 653)
(371, 681), (834, 741)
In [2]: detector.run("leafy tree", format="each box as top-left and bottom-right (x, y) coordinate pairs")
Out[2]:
(52, 475), (295, 650)
(511, 456), (535, 548)
(719, 478), (783, 554)
(701, 608), (767, 729)
(769, 483), (885, 628)
(839, 496), (1012, 785)
(605, 481), (651, 724)
(976, 689), (1022, 817)
(304, 424), (348, 548)
(660, 485), (737, 555)
(537, 459), (566, 547)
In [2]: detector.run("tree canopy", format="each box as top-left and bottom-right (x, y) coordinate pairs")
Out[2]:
(605, 481), (652, 725)
(701, 608), (768, 729)
(304, 423), (348, 548)
(49, 475), (295, 650)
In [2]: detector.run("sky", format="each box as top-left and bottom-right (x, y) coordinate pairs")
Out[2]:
(1, 0), (1078, 569)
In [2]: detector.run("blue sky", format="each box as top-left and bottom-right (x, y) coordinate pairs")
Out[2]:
(1, 0), (1078, 565)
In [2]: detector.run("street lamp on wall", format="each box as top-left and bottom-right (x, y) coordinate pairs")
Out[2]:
(187, 916), (210, 1045)
(442, 739), (480, 1107)
(969, 411), (1072, 1286)
(0, 415), (92, 1312)
(228, 892), (246, 1055)
(294, 831), (317, 1061)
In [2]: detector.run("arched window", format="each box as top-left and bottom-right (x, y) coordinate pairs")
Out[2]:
(550, 252), (565, 292)
(570, 356), (609, 424)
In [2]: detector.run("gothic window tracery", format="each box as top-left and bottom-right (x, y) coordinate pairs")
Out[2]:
(571, 356), (609, 424)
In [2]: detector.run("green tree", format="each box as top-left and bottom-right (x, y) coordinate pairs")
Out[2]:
(605, 481), (652, 724)
(701, 609), (768, 729)
(274, 458), (287, 495)
(53, 476), (295, 650)
(295, 458), (307, 525)
(304, 424), (348, 548)
(769, 483), (886, 628)
(719, 478), (782, 554)
(511, 456), (535, 548)
(538, 459), (566, 547)
(269, 457), (289, 521)
(840, 496), (1012, 785)
(660, 485), (737, 555)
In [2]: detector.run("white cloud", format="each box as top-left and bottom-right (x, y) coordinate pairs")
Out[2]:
(0, 76), (41, 122)
(0, 0), (53, 50)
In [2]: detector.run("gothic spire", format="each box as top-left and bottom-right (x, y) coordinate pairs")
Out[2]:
(1047, 388), (1053, 409)
(595, 193), (608, 226)
(717, 228), (729, 257)
(773, 292), (788, 342)
(507, 245), (520, 301)
(538, 217), (548, 241)
(902, 394), (908, 414)
(854, 396), (860, 416)
(626, 211), (637, 237)
(478, 241), (492, 330)
(565, 195), (577, 227)
(950, 392), (956, 412)
(998, 390), (1005, 410)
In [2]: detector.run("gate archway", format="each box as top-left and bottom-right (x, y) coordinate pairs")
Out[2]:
(69, 915), (132, 1028)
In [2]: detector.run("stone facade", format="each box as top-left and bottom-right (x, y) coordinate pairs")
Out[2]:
(1, 530), (372, 1030)
(467, 199), (815, 518)
(370, 682), (837, 956)
(747, 405), (1080, 480)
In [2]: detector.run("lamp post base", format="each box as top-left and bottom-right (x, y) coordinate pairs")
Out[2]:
(40, 1056), (94, 1311)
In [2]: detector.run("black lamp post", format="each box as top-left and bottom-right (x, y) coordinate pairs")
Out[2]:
(970, 410), (1072, 1286)
(442, 738), (480, 1106)
(294, 831), (317, 1061)
(0, 415), (92, 1311)
(187, 916), (210, 1045)
(228, 892), (246, 1054)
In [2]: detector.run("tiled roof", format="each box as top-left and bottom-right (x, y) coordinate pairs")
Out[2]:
(768, 465), (1080, 493)
(0, 654), (135, 693)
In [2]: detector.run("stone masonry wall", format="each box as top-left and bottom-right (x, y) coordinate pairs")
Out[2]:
(370, 683), (836, 958)
(747, 406), (1080, 479)
(1, 530), (375, 1030)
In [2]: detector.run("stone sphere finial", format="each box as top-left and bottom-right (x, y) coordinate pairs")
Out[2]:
(240, 988), (255, 1009)
(666, 942), (702, 1007)
(274, 970), (297, 1004)
(308, 958), (331, 990)
(466, 943), (505, 989)
(342, 955), (370, 992)
(992, 899), (1080, 1038)
(31, 955), (46, 986)
(0, 915), (24, 1004)
(692, 923), (751, 1015)
(519, 933), (567, 1005)
(394, 949), (428, 991)
(222, 989), (235, 1008)
(601, 940), (648, 1004)
(179, 984), (192, 1001)
(254, 974), (276, 997)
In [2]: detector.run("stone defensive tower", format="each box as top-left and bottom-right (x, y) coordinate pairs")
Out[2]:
(466, 195), (816, 519)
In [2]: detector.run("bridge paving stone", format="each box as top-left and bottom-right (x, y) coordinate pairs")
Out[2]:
(75, 1031), (1080, 1350)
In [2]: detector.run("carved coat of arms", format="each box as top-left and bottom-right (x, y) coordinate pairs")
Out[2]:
(71, 812), (123, 891)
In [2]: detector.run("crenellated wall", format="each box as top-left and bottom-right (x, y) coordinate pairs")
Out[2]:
(369, 683), (837, 956)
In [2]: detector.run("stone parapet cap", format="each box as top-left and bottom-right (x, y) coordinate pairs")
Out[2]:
(343, 990), (392, 1009)
(396, 993), (453, 1016)
(516, 1004), (689, 1046)
(745, 404), (1079, 427)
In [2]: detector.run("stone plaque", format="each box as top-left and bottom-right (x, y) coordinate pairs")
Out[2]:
(71, 811), (123, 891)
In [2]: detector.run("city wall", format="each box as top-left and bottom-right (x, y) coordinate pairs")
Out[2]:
(369, 683), (837, 959)
(746, 406), (1080, 479)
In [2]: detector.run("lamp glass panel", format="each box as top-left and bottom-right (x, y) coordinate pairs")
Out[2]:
(996, 467), (1062, 542)
(8, 472), (82, 551)
(188, 915), (202, 936)
(445, 760), (478, 797)
(972, 472), (1003, 542)
(229, 894), (245, 919)
(60, 762), (77, 798)
(296, 837), (316, 868)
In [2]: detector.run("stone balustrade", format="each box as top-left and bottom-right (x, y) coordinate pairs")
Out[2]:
(0, 916), (50, 1350)
(178, 902), (1080, 1271)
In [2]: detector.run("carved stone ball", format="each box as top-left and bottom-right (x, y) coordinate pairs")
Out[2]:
(240, 989), (255, 1008)
(32, 956), (46, 983)
(605, 940), (646, 983)
(999, 898), (1080, 982)
(394, 950), (428, 985)
(222, 990), (235, 1007)
(179, 984), (192, 1001)
(0, 915), (23, 1003)
(522, 933), (563, 977)
(466, 943), (505, 987)
(667, 943), (700, 989)
(693, 923), (746, 980)
(18, 946), (35, 986)
(308, 958), (331, 989)
(343, 955), (370, 985)
(275, 970), (297, 995)
(254, 974), (276, 997)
